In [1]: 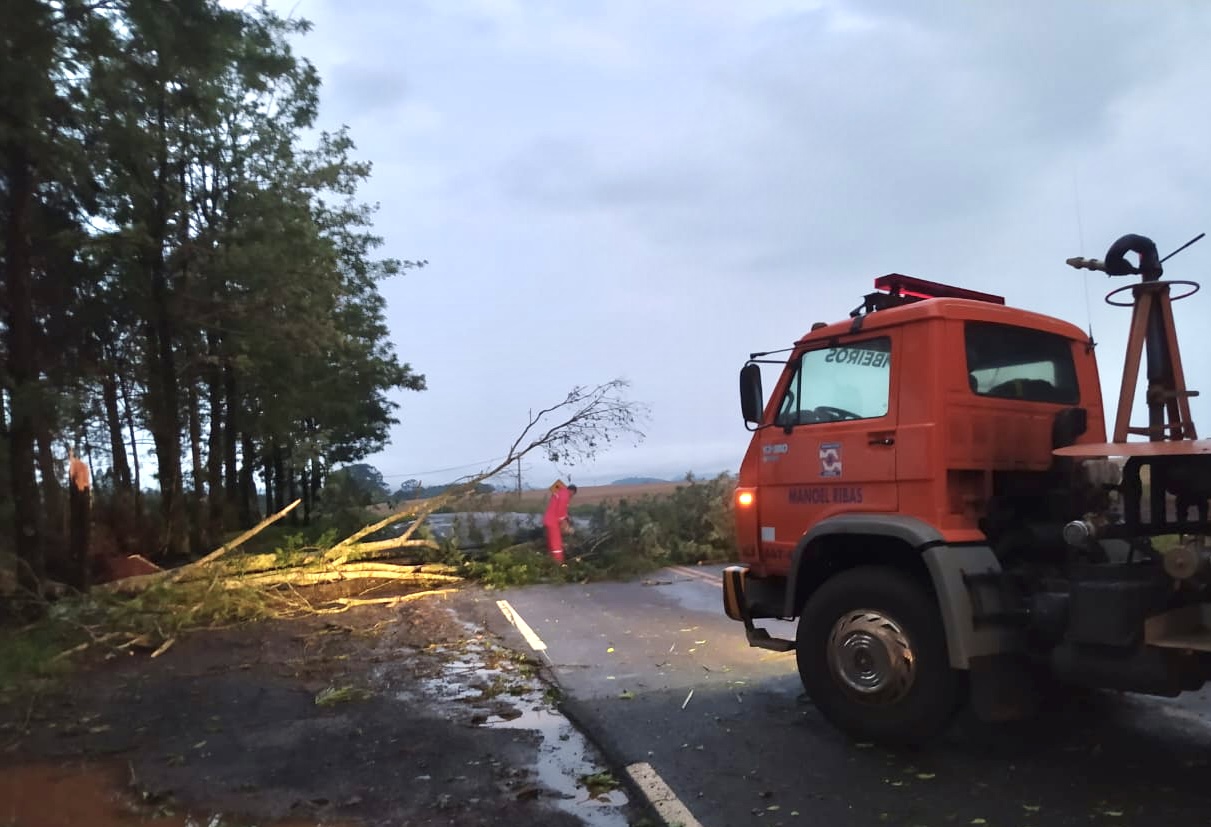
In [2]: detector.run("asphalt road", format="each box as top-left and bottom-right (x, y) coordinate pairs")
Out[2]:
(484, 564), (1211, 827)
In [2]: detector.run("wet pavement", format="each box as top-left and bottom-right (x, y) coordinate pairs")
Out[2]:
(395, 625), (633, 827)
(1, 591), (634, 827)
(481, 564), (1211, 827)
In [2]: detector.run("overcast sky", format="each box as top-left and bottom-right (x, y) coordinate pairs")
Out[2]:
(260, 0), (1211, 489)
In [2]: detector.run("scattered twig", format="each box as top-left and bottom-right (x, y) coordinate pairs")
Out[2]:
(149, 637), (176, 658)
(49, 641), (93, 663)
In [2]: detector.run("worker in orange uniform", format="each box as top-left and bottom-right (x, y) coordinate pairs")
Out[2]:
(543, 481), (578, 564)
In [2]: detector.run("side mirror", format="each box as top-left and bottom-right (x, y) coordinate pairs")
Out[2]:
(740, 363), (764, 425)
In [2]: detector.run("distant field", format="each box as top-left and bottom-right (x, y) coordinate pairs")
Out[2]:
(477, 480), (688, 511)
(366, 479), (717, 518)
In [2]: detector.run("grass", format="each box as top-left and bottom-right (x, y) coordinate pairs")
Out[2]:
(0, 621), (83, 695)
(314, 685), (373, 707)
(0, 577), (298, 701)
(93, 579), (293, 637)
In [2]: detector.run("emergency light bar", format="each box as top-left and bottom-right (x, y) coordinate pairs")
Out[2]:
(874, 273), (1005, 305)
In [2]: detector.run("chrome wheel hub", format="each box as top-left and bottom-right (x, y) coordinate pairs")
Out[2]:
(827, 609), (916, 704)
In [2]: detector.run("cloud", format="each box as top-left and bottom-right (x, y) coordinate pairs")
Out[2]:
(265, 0), (1211, 484)
(325, 61), (409, 118)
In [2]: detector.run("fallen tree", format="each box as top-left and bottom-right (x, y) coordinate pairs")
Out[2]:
(68, 379), (649, 644)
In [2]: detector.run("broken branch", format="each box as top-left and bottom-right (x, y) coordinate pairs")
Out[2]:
(170, 498), (302, 579)
(306, 588), (459, 614)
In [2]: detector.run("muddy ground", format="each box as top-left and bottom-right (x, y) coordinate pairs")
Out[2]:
(0, 583), (649, 827)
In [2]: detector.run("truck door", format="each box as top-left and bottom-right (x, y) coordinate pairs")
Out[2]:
(755, 331), (900, 568)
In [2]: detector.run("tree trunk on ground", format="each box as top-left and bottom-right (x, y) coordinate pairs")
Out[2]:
(3, 148), (45, 599)
(68, 453), (91, 592)
(223, 365), (239, 508)
(101, 373), (132, 490)
(103, 498), (302, 595)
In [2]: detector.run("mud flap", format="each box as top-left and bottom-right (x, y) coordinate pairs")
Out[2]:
(921, 545), (1024, 669)
(723, 565), (795, 653)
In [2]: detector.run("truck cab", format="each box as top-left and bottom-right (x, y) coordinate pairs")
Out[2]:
(723, 269), (1211, 745)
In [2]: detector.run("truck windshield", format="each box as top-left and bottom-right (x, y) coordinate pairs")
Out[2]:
(964, 322), (1079, 404)
(776, 336), (892, 426)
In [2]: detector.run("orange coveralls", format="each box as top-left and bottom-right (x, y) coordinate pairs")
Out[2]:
(543, 485), (572, 563)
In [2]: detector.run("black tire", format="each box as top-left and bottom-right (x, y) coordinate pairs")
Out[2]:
(796, 565), (961, 746)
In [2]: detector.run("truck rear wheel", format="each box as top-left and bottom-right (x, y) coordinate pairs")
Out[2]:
(796, 566), (960, 746)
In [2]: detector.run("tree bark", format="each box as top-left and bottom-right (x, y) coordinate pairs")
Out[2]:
(310, 457), (322, 514)
(0, 388), (11, 507)
(101, 372), (131, 490)
(120, 373), (143, 520)
(300, 465), (311, 526)
(206, 332), (224, 536)
(271, 443), (285, 514)
(145, 318), (184, 556)
(186, 369), (205, 555)
(286, 443), (299, 526)
(260, 450), (272, 513)
(226, 564), (461, 591)
(3, 148), (44, 598)
(223, 364), (239, 506)
(144, 91), (185, 557)
(36, 429), (63, 546)
(239, 431), (258, 527)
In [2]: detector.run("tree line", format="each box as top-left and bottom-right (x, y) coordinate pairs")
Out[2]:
(1, 0), (425, 596)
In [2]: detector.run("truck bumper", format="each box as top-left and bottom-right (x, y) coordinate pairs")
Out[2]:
(722, 565), (795, 653)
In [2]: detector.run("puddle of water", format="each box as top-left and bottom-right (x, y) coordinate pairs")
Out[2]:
(400, 624), (632, 827)
(483, 696), (629, 827)
(0, 761), (340, 827)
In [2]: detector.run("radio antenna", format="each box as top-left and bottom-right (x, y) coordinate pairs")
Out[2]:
(1071, 166), (1095, 346)
(1160, 232), (1206, 264)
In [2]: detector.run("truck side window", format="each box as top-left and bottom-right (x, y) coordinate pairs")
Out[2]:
(965, 322), (1079, 404)
(775, 337), (892, 425)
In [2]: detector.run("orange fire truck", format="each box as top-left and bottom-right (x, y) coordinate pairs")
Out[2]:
(723, 232), (1211, 744)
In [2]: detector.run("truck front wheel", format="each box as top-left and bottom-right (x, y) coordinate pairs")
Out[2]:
(796, 565), (961, 746)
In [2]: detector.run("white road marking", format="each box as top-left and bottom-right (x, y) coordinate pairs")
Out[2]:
(625, 762), (705, 827)
(496, 599), (548, 652)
